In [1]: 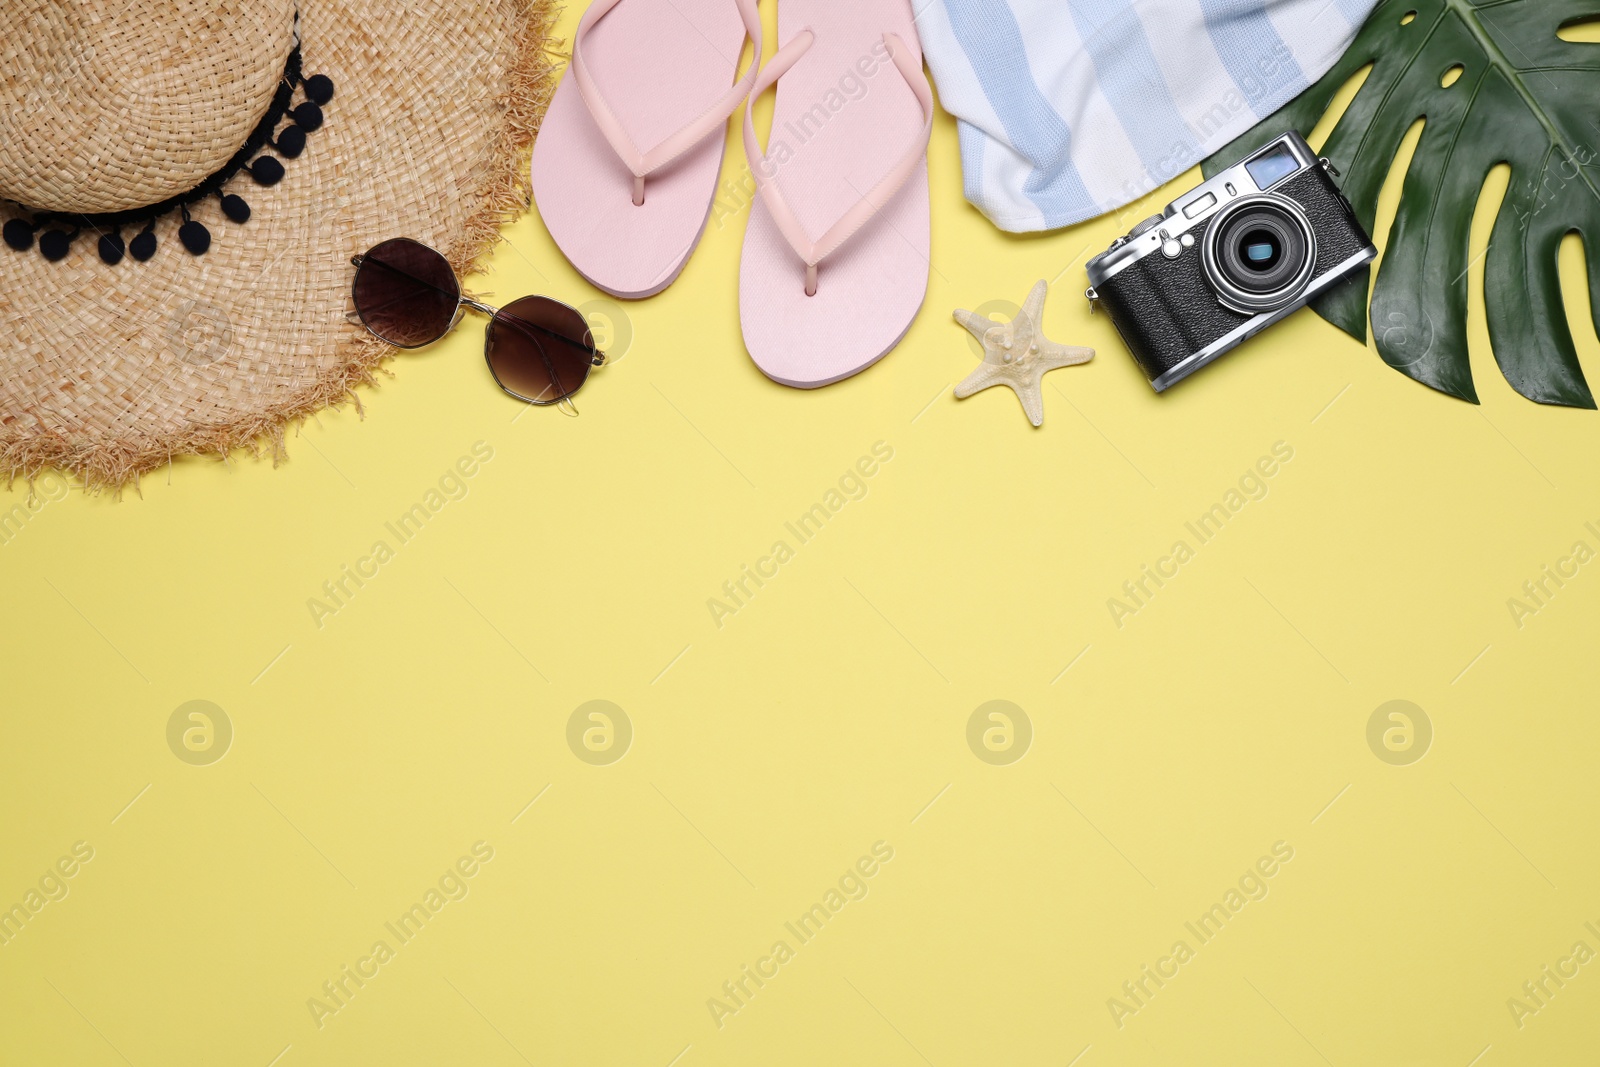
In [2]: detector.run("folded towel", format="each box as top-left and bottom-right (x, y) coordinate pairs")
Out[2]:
(916, 0), (1378, 232)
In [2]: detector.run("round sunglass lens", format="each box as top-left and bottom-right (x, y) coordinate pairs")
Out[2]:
(353, 238), (460, 348)
(485, 297), (596, 405)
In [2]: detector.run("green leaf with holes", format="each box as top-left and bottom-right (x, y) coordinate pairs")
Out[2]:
(1203, 0), (1600, 407)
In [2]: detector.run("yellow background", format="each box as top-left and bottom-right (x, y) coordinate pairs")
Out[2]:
(4, 6), (1600, 1065)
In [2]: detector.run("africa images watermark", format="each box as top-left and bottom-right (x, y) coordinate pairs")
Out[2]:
(306, 441), (495, 628)
(1107, 442), (1295, 627)
(706, 840), (896, 1030)
(0, 470), (71, 547)
(712, 40), (899, 230)
(1367, 700), (1432, 766)
(1504, 519), (1600, 630)
(1505, 918), (1600, 1030)
(1106, 840), (1295, 1029)
(167, 700), (234, 766)
(1115, 42), (1296, 205)
(567, 700), (632, 766)
(1516, 142), (1596, 233)
(706, 441), (895, 629)
(0, 841), (96, 949)
(305, 840), (496, 1030)
(967, 701), (1032, 765)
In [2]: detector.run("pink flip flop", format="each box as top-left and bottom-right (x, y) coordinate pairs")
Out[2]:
(738, 0), (933, 388)
(532, 0), (763, 299)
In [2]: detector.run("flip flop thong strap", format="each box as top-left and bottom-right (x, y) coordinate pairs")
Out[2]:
(742, 31), (934, 294)
(572, 0), (764, 184)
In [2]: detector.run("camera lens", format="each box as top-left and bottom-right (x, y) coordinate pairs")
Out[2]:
(1202, 197), (1316, 313)
(1239, 229), (1282, 271)
(1218, 209), (1304, 293)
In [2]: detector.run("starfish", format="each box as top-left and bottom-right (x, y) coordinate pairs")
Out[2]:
(953, 280), (1093, 426)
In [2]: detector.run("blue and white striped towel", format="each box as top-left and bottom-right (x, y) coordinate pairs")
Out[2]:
(916, 0), (1377, 232)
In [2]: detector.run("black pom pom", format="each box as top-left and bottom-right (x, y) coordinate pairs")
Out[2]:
(179, 220), (212, 255)
(3, 218), (35, 252)
(99, 232), (126, 265)
(305, 73), (335, 106)
(221, 194), (252, 223)
(276, 124), (307, 159)
(130, 230), (158, 261)
(39, 230), (73, 262)
(251, 156), (286, 186)
(292, 102), (324, 133)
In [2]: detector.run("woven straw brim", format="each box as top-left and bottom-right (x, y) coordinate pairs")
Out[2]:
(0, 0), (560, 492)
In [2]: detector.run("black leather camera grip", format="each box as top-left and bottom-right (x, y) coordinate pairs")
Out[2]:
(1096, 236), (1250, 382)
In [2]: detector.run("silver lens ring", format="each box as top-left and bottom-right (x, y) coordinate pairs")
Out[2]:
(1201, 194), (1318, 315)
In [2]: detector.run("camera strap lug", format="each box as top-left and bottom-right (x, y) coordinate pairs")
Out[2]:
(1085, 286), (1099, 309)
(1320, 157), (1341, 178)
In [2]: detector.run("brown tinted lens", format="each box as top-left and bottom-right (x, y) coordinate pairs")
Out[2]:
(353, 238), (460, 347)
(486, 297), (595, 404)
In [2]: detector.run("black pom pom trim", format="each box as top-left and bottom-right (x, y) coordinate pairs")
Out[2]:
(39, 230), (74, 262)
(179, 220), (212, 255)
(221, 194), (252, 224)
(251, 157), (286, 186)
(305, 74), (335, 106)
(276, 125), (307, 159)
(3, 218), (35, 252)
(292, 102), (324, 133)
(8, 44), (330, 266)
(99, 232), (126, 265)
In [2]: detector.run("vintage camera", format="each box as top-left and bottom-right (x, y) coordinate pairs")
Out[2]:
(1085, 132), (1376, 392)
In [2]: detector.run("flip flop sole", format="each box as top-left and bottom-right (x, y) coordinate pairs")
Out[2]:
(738, 0), (930, 387)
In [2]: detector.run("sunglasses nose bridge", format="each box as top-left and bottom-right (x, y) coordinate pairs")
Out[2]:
(461, 295), (499, 318)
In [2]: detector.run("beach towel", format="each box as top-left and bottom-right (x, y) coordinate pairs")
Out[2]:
(916, 0), (1378, 232)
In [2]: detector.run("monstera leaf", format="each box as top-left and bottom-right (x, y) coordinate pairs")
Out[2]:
(1203, 0), (1600, 407)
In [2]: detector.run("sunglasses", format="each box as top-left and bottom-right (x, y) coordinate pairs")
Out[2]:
(351, 238), (606, 407)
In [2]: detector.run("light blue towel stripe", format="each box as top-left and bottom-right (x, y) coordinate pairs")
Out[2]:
(956, 122), (988, 210)
(940, 0), (1098, 223)
(1066, 0), (1199, 188)
(1196, 0), (1308, 118)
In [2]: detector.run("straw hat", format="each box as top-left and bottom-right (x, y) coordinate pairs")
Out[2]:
(0, 0), (558, 490)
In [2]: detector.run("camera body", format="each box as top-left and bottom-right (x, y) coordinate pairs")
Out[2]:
(1085, 132), (1376, 392)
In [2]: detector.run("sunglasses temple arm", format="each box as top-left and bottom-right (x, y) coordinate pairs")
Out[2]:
(494, 309), (607, 368)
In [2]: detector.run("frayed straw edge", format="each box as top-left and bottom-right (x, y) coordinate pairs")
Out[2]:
(0, 0), (563, 499)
